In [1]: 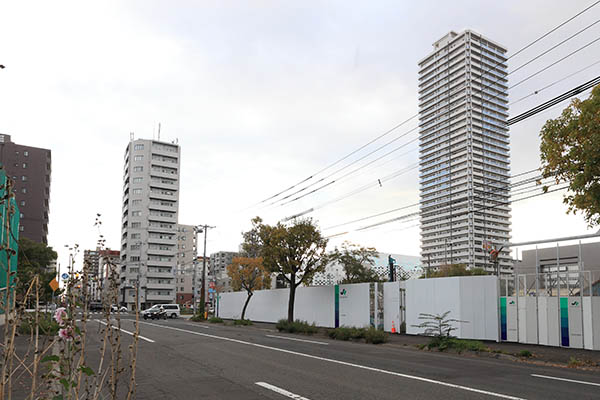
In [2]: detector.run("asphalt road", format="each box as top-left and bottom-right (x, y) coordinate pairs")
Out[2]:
(76, 315), (600, 400)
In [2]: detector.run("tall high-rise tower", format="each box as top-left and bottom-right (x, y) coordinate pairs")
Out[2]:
(120, 138), (180, 309)
(418, 30), (512, 272)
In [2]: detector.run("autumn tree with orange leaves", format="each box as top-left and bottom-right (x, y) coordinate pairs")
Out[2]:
(226, 257), (271, 320)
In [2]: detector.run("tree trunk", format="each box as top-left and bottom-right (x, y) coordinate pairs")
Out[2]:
(287, 277), (296, 323)
(241, 291), (253, 321)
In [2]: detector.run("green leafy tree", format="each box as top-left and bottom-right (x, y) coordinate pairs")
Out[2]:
(421, 263), (487, 278)
(330, 241), (381, 284)
(16, 238), (58, 304)
(249, 217), (329, 322)
(539, 84), (600, 226)
(226, 257), (271, 320)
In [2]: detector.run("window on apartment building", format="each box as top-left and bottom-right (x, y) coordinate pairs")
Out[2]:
(19, 226), (24, 232)
(133, 166), (143, 172)
(24, 151), (28, 157)
(20, 200), (25, 206)
(132, 177), (142, 183)
(131, 222), (141, 228)
(132, 199), (141, 206)
(132, 188), (142, 194)
(22, 163), (27, 168)
(131, 211), (141, 217)
(130, 244), (140, 250)
(134, 155), (143, 161)
(21, 176), (27, 181)
(19, 213), (24, 218)
(130, 256), (140, 261)
(131, 233), (140, 239)
(134, 144), (144, 150)
(21, 188), (27, 194)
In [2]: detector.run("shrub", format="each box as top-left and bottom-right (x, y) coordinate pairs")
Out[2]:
(276, 319), (318, 334)
(18, 313), (59, 336)
(426, 337), (488, 353)
(190, 313), (206, 322)
(518, 350), (532, 358)
(364, 327), (387, 344)
(208, 317), (223, 323)
(233, 319), (252, 326)
(327, 326), (386, 344)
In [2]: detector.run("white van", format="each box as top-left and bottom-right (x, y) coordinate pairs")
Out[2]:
(141, 304), (180, 319)
(161, 304), (180, 318)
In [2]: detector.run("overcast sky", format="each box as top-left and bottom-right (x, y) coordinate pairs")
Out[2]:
(1, 0), (599, 269)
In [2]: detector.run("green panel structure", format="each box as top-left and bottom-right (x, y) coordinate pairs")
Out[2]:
(0, 169), (20, 307)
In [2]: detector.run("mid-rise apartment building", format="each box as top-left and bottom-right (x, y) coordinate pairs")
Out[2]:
(0, 134), (51, 244)
(418, 30), (512, 273)
(119, 138), (180, 310)
(209, 251), (238, 293)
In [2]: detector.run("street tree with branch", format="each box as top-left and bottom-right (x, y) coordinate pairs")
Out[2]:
(330, 241), (381, 284)
(539, 84), (600, 226)
(226, 257), (271, 320)
(248, 217), (329, 322)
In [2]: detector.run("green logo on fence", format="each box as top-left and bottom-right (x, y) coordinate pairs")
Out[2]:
(340, 289), (347, 296)
(509, 300), (515, 305)
(571, 301), (579, 306)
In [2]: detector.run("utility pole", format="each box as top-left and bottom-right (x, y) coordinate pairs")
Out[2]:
(193, 225), (215, 316)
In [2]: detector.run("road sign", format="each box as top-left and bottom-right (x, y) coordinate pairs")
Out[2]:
(49, 278), (59, 292)
(208, 288), (215, 293)
(61, 273), (69, 280)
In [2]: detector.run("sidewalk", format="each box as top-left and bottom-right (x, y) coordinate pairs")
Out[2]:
(218, 320), (600, 369)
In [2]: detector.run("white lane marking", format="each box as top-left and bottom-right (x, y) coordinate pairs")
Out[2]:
(531, 374), (600, 387)
(266, 335), (328, 346)
(256, 382), (311, 400)
(98, 320), (155, 343)
(186, 323), (210, 329)
(139, 321), (524, 400)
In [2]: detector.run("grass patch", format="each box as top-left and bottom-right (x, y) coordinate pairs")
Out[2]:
(180, 308), (194, 315)
(18, 313), (59, 336)
(233, 319), (253, 326)
(208, 316), (223, 323)
(365, 327), (388, 344)
(518, 350), (532, 358)
(276, 319), (318, 335)
(426, 337), (489, 353)
(327, 326), (387, 344)
(190, 313), (206, 322)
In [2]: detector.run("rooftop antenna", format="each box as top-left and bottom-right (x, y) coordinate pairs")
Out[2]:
(158, 122), (161, 141)
(130, 132), (134, 141)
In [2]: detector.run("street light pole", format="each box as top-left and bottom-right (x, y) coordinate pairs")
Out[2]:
(193, 225), (215, 316)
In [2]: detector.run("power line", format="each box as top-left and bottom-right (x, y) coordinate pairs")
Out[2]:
(509, 18), (600, 76)
(321, 168), (541, 231)
(509, 36), (600, 90)
(255, 2), (600, 215)
(509, 58), (600, 106)
(508, 75), (600, 124)
(268, 126), (419, 207)
(277, 135), (420, 207)
(255, 113), (417, 205)
(506, 0), (600, 61)
(350, 183), (569, 235)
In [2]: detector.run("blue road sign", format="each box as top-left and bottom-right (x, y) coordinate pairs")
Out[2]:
(61, 273), (69, 280)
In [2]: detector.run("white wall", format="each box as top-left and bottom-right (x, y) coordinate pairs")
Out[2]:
(338, 283), (370, 328)
(383, 282), (401, 332)
(406, 276), (499, 341)
(218, 286), (335, 327)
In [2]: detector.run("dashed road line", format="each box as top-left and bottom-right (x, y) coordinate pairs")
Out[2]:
(98, 320), (155, 343)
(139, 321), (525, 400)
(531, 374), (600, 387)
(256, 382), (311, 399)
(266, 334), (328, 345)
